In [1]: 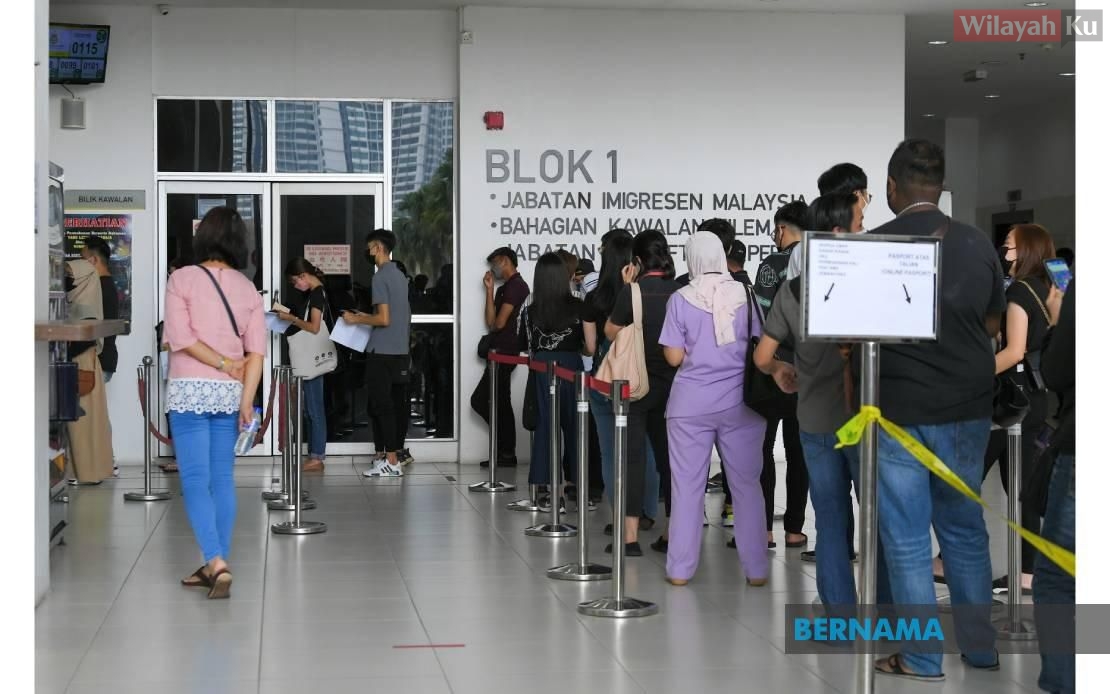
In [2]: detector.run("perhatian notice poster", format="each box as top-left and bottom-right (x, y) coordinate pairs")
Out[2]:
(64, 213), (133, 323)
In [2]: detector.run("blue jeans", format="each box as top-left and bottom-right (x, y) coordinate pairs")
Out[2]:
(590, 389), (659, 520)
(168, 411), (238, 563)
(799, 431), (859, 614)
(1034, 454), (1075, 694)
(875, 418), (996, 676)
(302, 376), (327, 459)
(529, 352), (581, 487)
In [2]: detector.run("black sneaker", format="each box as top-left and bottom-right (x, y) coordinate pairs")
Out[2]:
(604, 523), (613, 536)
(604, 542), (643, 557)
(537, 495), (566, 514)
(651, 537), (668, 553)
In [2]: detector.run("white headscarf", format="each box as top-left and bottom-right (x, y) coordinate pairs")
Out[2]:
(677, 231), (748, 346)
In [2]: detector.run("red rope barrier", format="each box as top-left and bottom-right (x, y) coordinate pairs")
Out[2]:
(554, 365), (578, 384)
(137, 376), (173, 445)
(488, 352), (529, 366)
(527, 359), (549, 374)
(587, 375), (629, 401)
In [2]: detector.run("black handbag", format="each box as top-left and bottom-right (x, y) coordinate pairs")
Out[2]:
(991, 374), (1031, 428)
(1021, 423), (1060, 517)
(522, 369), (538, 432)
(742, 285), (797, 420)
(477, 334), (493, 360)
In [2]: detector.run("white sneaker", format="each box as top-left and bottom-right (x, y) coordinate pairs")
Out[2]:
(364, 459), (403, 477)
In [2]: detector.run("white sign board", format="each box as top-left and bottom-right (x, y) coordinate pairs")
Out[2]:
(800, 232), (941, 343)
(303, 244), (351, 275)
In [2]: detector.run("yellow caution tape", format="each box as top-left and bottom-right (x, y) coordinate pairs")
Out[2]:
(836, 406), (1075, 578)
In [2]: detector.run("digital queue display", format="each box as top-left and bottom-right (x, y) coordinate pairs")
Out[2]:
(49, 24), (111, 84)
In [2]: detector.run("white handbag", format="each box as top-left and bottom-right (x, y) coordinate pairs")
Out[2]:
(288, 294), (338, 379)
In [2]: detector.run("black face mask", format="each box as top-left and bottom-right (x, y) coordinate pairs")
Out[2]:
(998, 246), (1014, 275)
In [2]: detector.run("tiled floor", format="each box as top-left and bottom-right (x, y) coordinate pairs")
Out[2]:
(37, 457), (1042, 693)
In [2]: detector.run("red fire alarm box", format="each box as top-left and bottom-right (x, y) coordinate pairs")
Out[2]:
(484, 111), (504, 130)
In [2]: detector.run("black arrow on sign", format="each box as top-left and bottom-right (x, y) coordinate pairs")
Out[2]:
(903, 284), (912, 304)
(824, 283), (835, 302)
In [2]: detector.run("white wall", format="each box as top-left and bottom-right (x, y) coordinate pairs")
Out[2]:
(49, 4), (457, 464)
(35, 0), (51, 605)
(458, 7), (906, 463)
(977, 100), (1076, 249)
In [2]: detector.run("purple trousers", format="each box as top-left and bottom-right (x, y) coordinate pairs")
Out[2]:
(666, 406), (767, 582)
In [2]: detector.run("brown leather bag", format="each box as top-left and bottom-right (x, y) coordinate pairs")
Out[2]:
(77, 369), (95, 397)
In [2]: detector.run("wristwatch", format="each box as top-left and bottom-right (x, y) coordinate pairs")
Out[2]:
(218, 357), (227, 372)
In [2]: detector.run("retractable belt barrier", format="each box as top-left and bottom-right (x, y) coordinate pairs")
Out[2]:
(125, 357), (171, 502)
(267, 366), (312, 510)
(525, 360), (577, 539)
(470, 349), (519, 495)
(271, 373), (327, 536)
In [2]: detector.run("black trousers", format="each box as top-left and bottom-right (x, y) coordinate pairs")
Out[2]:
(626, 377), (672, 519)
(470, 363), (517, 460)
(760, 415), (808, 533)
(983, 389), (1048, 574)
(367, 353), (410, 454)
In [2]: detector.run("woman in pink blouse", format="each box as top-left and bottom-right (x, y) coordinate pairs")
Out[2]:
(164, 207), (266, 599)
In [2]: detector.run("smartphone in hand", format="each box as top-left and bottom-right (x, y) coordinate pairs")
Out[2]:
(1043, 258), (1072, 292)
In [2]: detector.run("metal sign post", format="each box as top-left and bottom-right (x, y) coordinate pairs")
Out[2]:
(578, 380), (657, 618)
(470, 353), (516, 493)
(854, 342), (880, 694)
(124, 357), (171, 502)
(268, 369), (314, 511)
(272, 375), (327, 536)
(548, 372), (612, 581)
(526, 362), (577, 538)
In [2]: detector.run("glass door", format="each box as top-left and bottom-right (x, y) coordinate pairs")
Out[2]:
(272, 182), (384, 456)
(157, 181), (274, 456)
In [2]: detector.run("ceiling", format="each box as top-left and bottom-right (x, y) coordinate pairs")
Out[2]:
(55, 0), (1077, 121)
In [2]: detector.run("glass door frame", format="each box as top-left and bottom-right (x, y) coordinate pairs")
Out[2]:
(271, 181), (384, 457)
(156, 180), (275, 456)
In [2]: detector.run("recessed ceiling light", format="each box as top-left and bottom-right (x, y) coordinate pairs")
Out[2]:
(1058, 71), (1076, 77)
(928, 40), (949, 45)
(984, 94), (1002, 99)
(1025, 2), (1049, 7)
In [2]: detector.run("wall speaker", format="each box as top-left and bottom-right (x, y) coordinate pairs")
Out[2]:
(61, 97), (86, 129)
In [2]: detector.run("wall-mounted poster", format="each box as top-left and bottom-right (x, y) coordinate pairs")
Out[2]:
(63, 213), (133, 323)
(303, 244), (351, 275)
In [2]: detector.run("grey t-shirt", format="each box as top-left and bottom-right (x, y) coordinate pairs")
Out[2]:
(366, 261), (411, 355)
(762, 281), (851, 434)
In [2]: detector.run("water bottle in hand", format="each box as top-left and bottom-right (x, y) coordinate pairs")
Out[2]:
(235, 407), (263, 455)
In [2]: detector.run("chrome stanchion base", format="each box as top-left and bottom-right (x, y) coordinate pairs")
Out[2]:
(937, 595), (1006, 614)
(123, 491), (172, 502)
(261, 490), (286, 501)
(994, 617), (1037, 641)
(507, 498), (541, 512)
(469, 481), (517, 493)
(525, 523), (577, 538)
(547, 562), (612, 582)
(267, 499), (317, 511)
(271, 520), (328, 535)
(578, 597), (658, 618)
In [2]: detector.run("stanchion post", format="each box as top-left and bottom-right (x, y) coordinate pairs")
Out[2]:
(262, 365), (289, 502)
(125, 356), (171, 502)
(526, 362), (576, 538)
(578, 380), (657, 618)
(470, 351), (515, 493)
(854, 342), (880, 694)
(272, 375), (327, 536)
(994, 419), (1036, 640)
(548, 372), (611, 581)
(268, 367), (315, 511)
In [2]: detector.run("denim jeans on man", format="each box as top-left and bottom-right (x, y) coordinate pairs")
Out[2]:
(302, 375), (327, 459)
(590, 389), (659, 520)
(799, 432), (859, 615)
(1033, 455), (1075, 694)
(168, 411), (238, 562)
(874, 418), (997, 676)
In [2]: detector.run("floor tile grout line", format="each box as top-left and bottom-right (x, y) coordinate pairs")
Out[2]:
(253, 459), (279, 694)
(60, 490), (173, 693)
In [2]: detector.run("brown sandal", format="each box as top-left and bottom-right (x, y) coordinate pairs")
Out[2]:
(180, 566), (211, 588)
(207, 568), (233, 599)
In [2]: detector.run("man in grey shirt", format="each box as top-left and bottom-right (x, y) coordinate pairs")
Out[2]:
(341, 229), (413, 477)
(754, 276), (859, 617)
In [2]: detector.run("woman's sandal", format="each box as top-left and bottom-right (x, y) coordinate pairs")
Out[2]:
(875, 653), (945, 682)
(207, 568), (233, 599)
(785, 533), (809, 548)
(180, 566), (211, 588)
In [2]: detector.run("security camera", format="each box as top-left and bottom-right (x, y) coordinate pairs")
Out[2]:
(157, 4), (170, 15)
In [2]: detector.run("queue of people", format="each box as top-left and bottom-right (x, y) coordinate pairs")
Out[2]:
(473, 138), (1075, 689)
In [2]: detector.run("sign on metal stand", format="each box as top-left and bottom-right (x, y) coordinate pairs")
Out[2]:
(470, 351), (516, 494)
(549, 372), (612, 581)
(800, 231), (942, 694)
(124, 356), (171, 502)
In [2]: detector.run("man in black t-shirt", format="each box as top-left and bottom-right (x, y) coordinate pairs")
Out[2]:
(80, 237), (120, 382)
(471, 247), (530, 467)
(868, 140), (1004, 680)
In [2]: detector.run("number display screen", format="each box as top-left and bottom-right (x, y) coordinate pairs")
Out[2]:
(49, 24), (110, 84)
